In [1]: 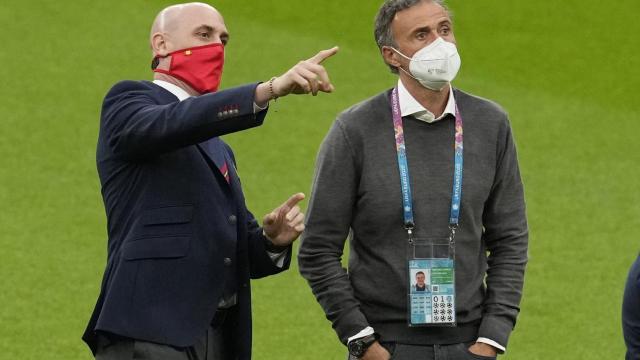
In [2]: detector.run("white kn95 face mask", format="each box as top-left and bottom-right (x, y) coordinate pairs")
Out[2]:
(391, 37), (461, 91)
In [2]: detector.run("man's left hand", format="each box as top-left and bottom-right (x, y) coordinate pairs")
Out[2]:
(263, 193), (306, 246)
(468, 342), (498, 357)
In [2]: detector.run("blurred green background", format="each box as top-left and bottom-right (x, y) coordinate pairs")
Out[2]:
(1, 0), (639, 359)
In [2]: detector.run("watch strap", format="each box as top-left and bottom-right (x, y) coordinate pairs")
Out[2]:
(348, 333), (379, 357)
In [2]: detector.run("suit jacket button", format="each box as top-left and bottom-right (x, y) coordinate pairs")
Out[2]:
(224, 257), (233, 267)
(228, 215), (237, 225)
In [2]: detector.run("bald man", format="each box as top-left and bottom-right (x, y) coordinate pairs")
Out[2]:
(82, 3), (338, 359)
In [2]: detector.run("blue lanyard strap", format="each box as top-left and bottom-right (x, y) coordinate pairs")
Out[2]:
(390, 87), (464, 240)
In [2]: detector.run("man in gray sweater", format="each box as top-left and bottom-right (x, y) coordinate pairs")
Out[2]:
(298, 1), (528, 359)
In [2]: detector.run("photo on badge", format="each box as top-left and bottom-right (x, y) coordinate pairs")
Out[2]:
(410, 268), (430, 293)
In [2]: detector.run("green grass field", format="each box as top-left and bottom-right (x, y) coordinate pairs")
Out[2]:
(1, 0), (639, 358)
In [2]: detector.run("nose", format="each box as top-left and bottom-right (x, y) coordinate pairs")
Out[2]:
(426, 31), (441, 45)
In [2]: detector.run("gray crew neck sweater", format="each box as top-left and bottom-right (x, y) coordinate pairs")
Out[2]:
(299, 88), (528, 349)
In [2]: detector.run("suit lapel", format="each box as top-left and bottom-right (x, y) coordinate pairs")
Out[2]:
(149, 81), (234, 189)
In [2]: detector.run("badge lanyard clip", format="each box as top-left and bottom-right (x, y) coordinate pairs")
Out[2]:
(406, 224), (415, 243)
(448, 224), (457, 245)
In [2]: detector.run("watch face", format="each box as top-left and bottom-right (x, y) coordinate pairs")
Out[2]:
(349, 341), (364, 357)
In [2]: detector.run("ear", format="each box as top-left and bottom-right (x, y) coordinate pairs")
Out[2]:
(151, 32), (169, 57)
(382, 46), (402, 69)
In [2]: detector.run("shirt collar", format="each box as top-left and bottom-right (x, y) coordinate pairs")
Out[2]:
(397, 79), (456, 123)
(153, 80), (191, 102)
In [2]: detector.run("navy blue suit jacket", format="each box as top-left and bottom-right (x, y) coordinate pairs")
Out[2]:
(624, 254), (640, 360)
(82, 80), (291, 358)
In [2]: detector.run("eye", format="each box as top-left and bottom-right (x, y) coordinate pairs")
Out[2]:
(198, 32), (210, 39)
(416, 32), (427, 40)
(440, 27), (451, 36)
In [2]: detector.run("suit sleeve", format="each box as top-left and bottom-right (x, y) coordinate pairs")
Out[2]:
(478, 119), (529, 348)
(298, 120), (370, 344)
(623, 255), (640, 357)
(246, 211), (292, 279)
(101, 81), (267, 161)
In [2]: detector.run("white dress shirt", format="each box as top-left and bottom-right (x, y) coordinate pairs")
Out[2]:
(397, 79), (455, 123)
(154, 79), (191, 101)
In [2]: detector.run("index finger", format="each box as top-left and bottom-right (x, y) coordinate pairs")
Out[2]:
(283, 192), (306, 209)
(308, 46), (339, 64)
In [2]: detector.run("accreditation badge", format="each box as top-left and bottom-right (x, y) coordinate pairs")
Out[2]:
(407, 237), (456, 327)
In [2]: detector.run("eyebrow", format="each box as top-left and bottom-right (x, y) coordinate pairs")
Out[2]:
(412, 25), (432, 34)
(411, 20), (451, 34)
(194, 25), (215, 35)
(194, 24), (230, 43)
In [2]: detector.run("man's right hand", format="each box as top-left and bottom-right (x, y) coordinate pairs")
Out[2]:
(272, 46), (339, 96)
(254, 46), (339, 105)
(360, 341), (391, 360)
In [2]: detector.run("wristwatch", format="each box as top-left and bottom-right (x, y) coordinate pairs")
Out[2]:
(348, 333), (379, 358)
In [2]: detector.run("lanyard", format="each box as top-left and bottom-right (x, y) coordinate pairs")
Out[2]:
(390, 87), (464, 242)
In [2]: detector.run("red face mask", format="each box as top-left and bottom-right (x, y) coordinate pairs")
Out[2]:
(153, 43), (225, 94)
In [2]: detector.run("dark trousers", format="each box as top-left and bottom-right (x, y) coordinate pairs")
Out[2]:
(349, 342), (497, 360)
(95, 308), (236, 360)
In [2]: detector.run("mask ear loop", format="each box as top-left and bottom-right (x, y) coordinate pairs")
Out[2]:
(151, 51), (174, 73)
(387, 47), (423, 84)
(389, 46), (412, 61)
(397, 66), (421, 82)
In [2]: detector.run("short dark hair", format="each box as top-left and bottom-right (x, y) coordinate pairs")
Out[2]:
(373, 0), (450, 73)
(416, 271), (425, 276)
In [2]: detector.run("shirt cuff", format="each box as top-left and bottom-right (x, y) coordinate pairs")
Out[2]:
(476, 337), (506, 353)
(253, 101), (268, 113)
(347, 326), (375, 344)
(266, 248), (289, 268)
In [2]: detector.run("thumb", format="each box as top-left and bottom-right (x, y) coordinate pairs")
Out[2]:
(283, 192), (305, 209)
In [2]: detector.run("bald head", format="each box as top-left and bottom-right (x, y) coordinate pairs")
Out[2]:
(150, 2), (228, 56)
